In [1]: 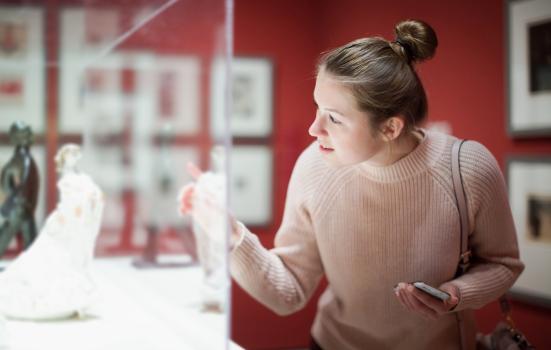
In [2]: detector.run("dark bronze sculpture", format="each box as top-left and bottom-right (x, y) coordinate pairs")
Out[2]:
(0, 121), (39, 257)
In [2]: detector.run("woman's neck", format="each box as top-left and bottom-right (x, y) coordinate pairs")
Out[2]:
(371, 130), (423, 166)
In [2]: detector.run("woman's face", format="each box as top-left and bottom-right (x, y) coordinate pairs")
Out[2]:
(309, 70), (387, 167)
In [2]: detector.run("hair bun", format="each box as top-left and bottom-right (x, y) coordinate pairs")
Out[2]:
(394, 19), (438, 63)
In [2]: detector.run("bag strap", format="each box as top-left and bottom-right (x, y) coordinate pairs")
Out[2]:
(451, 140), (515, 344)
(451, 140), (470, 350)
(451, 140), (471, 275)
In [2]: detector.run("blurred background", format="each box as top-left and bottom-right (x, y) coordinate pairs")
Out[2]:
(0, 0), (550, 349)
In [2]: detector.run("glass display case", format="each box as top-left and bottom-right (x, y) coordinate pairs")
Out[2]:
(0, 0), (237, 349)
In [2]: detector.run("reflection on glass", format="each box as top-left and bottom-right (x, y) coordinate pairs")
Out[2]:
(190, 145), (228, 312)
(0, 1), (234, 349)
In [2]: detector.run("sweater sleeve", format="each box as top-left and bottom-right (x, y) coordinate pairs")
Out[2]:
(441, 141), (524, 311)
(230, 145), (325, 316)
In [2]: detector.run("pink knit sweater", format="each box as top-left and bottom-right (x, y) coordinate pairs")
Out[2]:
(230, 130), (524, 350)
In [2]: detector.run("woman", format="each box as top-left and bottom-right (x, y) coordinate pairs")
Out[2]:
(181, 19), (523, 350)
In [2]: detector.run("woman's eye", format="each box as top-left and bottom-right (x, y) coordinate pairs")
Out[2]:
(328, 114), (341, 124)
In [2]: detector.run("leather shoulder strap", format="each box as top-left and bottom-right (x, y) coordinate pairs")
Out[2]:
(452, 140), (516, 348)
(451, 140), (471, 274)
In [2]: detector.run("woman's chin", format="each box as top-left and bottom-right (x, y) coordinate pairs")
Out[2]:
(320, 152), (347, 167)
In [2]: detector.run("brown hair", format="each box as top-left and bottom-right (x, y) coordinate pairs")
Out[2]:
(318, 19), (438, 134)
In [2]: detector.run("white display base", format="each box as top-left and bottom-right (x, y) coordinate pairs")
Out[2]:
(1, 256), (241, 350)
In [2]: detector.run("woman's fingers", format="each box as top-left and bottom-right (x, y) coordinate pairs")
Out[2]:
(401, 284), (438, 320)
(406, 284), (443, 316)
(179, 169), (235, 246)
(395, 283), (451, 320)
(178, 183), (197, 215)
(438, 283), (460, 310)
(407, 283), (459, 314)
(178, 163), (206, 215)
(395, 283), (415, 311)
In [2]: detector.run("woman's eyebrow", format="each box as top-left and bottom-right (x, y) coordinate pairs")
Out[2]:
(313, 97), (346, 116)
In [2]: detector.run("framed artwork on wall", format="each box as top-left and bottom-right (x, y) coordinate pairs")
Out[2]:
(59, 8), (125, 134)
(0, 7), (45, 134)
(507, 156), (551, 308)
(229, 145), (272, 226)
(152, 56), (201, 136)
(211, 57), (273, 139)
(508, 0), (551, 137)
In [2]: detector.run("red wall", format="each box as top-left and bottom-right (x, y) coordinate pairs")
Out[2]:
(232, 0), (551, 349)
(231, 0), (322, 348)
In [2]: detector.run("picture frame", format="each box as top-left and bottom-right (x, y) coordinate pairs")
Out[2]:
(153, 56), (201, 135)
(59, 8), (124, 134)
(60, 9), (201, 137)
(229, 145), (272, 226)
(507, 156), (551, 308)
(507, 0), (551, 137)
(0, 6), (45, 134)
(211, 57), (273, 139)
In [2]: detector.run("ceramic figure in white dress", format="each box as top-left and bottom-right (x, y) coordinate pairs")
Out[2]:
(0, 144), (104, 320)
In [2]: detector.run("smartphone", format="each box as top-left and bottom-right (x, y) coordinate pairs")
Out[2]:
(413, 282), (450, 301)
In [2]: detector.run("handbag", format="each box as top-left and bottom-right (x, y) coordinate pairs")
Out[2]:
(451, 140), (535, 350)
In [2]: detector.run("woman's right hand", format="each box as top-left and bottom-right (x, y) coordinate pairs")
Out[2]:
(394, 282), (459, 320)
(178, 163), (244, 247)
(178, 163), (203, 216)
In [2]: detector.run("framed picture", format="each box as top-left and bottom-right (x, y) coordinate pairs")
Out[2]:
(59, 8), (124, 134)
(228, 145), (272, 226)
(211, 57), (273, 139)
(153, 56), (201, 135)
(508, 0), (551, 136)
(507, 156), (551, 307)
(0, 7), (45, 133)
(132, 3), (202, 137)
(59, 53), (127, 134)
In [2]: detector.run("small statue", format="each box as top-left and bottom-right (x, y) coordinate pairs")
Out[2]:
(0, 121), (39, 257)
(134, 123), (195, 268)
(0, 144), (104, 320)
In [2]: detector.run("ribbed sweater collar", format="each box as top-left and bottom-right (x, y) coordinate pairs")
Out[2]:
(356, 129), (448, 183)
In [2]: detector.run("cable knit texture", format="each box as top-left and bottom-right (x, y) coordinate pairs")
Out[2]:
(230, 130), (524, 350)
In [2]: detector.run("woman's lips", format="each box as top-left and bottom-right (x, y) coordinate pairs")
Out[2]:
(319, 144), (334, 153)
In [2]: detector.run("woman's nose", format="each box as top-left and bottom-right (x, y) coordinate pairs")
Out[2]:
(308, 115), (326, 137)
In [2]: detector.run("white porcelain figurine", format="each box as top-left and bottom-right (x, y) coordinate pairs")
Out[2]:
(0, 144), (104, 320)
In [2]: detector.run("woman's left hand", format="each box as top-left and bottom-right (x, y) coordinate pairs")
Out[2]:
(394, 282), (459, 320)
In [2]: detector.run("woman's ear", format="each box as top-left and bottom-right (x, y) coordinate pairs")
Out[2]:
(380, 116), (405, 142)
